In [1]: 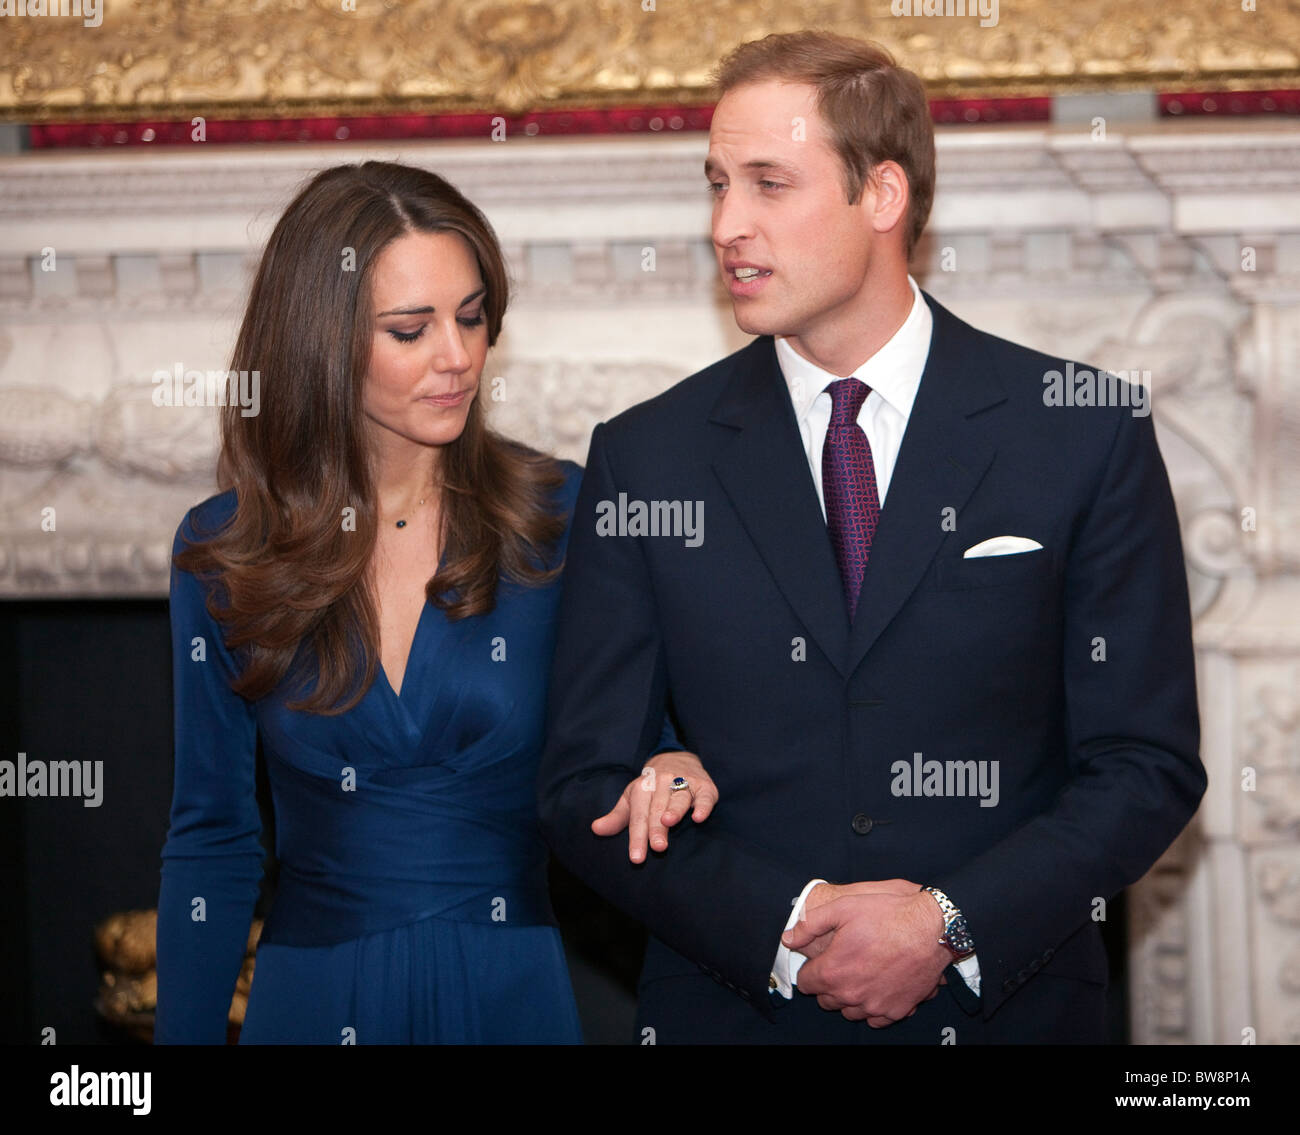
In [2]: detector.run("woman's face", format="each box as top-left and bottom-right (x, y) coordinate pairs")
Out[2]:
(363, 229), (489, 456)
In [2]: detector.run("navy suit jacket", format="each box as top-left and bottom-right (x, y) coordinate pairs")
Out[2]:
(538, 290), (1205, 1043)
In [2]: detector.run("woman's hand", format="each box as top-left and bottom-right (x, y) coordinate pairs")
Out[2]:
(591, 751), (719, 863)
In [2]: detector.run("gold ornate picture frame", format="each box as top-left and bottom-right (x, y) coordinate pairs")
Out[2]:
(2, 0), (1298, 124)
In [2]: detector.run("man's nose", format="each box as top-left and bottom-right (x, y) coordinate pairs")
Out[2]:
(711, 187), (754, 250)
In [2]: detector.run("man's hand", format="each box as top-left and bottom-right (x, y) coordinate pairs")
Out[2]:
(795, 878), (921, 960)
(785, 880), (950, 1027)
(591, 751), (719, 863)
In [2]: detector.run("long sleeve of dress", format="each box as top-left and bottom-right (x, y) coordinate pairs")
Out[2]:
(154, 500), (264, 1044)
(652, 713), (684, 756)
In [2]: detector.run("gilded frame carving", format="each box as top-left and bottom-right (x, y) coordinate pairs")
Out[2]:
(2, 0), (1298, 124)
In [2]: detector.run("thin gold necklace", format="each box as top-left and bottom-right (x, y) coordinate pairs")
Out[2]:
(394, 497), (427, 530)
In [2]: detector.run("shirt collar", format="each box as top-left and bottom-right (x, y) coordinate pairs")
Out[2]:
(775, 274), (931, 422)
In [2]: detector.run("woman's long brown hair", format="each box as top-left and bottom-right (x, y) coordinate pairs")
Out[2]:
(176, 161), (566, 714)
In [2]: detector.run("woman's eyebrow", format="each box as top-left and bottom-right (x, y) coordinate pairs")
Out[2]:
(377, 286), (487, 317)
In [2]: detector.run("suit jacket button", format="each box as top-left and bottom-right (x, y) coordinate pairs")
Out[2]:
(851, 813), (874, 835)
(1003, 979), (1015, 992)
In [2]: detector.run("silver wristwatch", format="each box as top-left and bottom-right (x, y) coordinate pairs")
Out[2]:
(923, 885), (975, 958)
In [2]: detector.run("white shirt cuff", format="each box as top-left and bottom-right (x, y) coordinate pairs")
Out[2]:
(770, 878), (827, 999)
(953, 950), (981, 996)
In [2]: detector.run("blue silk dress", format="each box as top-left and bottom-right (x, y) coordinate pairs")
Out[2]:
(155, 461), (589, 1044)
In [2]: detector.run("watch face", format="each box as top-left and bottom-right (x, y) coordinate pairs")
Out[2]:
(945, 915), (975, 955)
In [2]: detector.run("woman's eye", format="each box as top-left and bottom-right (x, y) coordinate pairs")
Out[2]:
(388, 326), (425, 343)
(387, 314), (483, 341)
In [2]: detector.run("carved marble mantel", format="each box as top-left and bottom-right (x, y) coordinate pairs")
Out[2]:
(2, 120), (1298, 1043)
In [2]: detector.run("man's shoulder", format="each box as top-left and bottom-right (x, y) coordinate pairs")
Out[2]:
(599, 337), (766, 445)
(925, 289), (1079, 386)
(925, 289), (1150, 442)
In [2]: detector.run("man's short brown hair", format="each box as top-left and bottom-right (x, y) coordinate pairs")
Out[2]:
(713, 31), (935, 258)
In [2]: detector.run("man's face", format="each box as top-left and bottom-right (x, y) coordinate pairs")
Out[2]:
(706, 79), (878, 351)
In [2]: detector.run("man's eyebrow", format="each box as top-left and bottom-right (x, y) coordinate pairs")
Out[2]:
(376, 286), (486, 318)
(704, 157), (801, 179)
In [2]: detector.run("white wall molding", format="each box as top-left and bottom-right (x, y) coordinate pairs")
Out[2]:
(3, 121), (1298, 1043)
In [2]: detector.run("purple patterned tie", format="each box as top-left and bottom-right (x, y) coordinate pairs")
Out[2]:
(822, 378), (880, 621)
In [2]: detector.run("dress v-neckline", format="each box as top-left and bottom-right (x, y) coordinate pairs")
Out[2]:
(379, 597), (431, 702)
(377, 548), (448, 703)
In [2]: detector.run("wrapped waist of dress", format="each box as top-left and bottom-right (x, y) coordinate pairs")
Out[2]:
(258, 758), (556, 946)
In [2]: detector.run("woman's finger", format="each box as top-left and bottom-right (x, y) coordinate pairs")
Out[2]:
(590, 788), (631, 836)
(688, 777), (719, 822)
(652, 778), (696, 848)
(627, 774), (654, 862)
(644, 770), (683, 851)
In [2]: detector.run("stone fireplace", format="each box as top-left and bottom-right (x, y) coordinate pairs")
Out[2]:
(2, 119), (1298, 1042)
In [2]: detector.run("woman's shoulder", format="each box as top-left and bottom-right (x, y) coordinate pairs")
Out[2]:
(499, 438), (582, 513)
(174, 487), (238, 554)
(556, 457), (583, 504)
(546, 457), (584, 527)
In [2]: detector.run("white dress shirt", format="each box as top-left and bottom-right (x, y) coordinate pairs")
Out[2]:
(768, 274), (982, 1000)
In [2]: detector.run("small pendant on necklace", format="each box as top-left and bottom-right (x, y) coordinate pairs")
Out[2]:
(392, 496), (425, 530)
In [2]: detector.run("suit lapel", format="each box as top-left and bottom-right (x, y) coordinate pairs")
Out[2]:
(844, 292), (1007, 677)
(709, 336), (851, 678)
(707, 292), (1010, 681)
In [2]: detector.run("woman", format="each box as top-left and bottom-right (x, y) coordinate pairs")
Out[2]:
(155, 160), (714, 1044)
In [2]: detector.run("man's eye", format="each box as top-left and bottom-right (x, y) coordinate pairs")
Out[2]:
(706, 182), (725, 196)
(387, 327), (425, 343)
(759, 180), (784, 190)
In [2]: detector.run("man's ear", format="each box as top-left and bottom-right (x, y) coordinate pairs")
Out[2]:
(862, 160), (910, 241)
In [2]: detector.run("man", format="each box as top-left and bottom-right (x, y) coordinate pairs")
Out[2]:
(538, 30), (1204, 1043)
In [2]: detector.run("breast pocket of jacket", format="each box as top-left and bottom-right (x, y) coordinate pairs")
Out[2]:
(930, 548), (1058, 591)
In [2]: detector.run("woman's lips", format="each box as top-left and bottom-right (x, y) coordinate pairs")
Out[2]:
(421, 390), (470, 407)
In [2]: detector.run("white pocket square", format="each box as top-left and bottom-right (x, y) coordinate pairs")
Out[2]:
(963, 536), (1044, 558)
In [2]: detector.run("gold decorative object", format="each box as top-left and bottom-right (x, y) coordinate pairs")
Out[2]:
(1, 0), (1297, 124)
(92, 908), (262, 1043)
(94, 908), (158, 975)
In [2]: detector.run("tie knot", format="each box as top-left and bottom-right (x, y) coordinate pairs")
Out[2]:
(824, 377), (870, 428)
